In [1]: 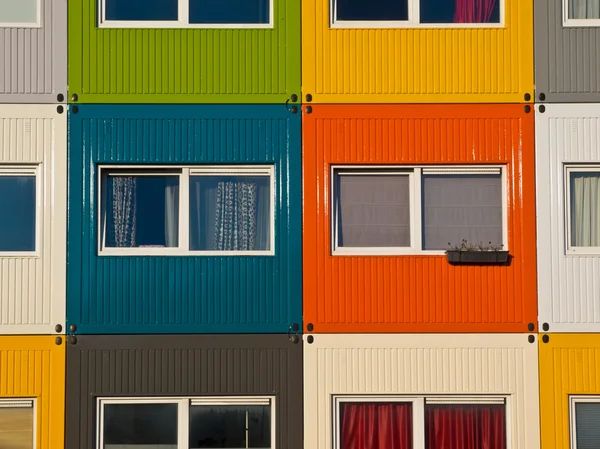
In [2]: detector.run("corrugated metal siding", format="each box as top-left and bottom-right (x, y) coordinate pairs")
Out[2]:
(302, 0), (533, 103)
(0, 0), (67, 103)
(0, 336), (66, 449)
(0, 106), (66, 334)
(303, 104), (537, 333)
(538, 334), (600, 449)
(304, 334), (540, 449)
(536, 104), (600, 332)
(534, 0), (600, 102)
(68, 0), (300, 104)
(67, 105), (302, 334)
(65, 334), (302, 449)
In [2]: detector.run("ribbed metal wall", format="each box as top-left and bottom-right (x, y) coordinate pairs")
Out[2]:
(67, 105), (302, 334)
(68, 0), (300, 104)
(304, 334), (540, 449)
(0, 0), (67, 103)
(535, 0), (600, 102)
(65, 334), (302, 449)
(303, 104), (537, 333)
(536, 104), (600, 332)
(302, 0), (533, 103)
(0, 106), (67, 334)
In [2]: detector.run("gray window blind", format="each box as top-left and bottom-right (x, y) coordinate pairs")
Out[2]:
(337, 174), (411, 247)
(575, 402), (600, 448)
(422, 174), (502, 250)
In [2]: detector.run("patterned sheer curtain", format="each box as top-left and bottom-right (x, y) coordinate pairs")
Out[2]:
(571, 173), (600, 247)
(214, 180), (258, 250)
(454, 0), (497, 23)
(570, 0), (600, 19)
(110, 177), (137, 247)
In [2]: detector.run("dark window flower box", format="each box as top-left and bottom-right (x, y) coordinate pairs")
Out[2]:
(446, 250), (510, 265)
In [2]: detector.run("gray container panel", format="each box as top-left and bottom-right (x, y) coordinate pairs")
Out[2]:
(0, 0), (67, 103)
(65, 334), (302, 449)
(535, 0), (600, 102)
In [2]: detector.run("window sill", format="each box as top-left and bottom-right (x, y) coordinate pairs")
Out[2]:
(98, 249), (275, 257)
(330, 21), (505, 29)
(566, 248), (600, 256)
(332, 248), (447, 256)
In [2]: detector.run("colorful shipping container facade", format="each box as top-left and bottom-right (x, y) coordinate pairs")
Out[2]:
(65, 334), (303, 449)
(67, 104), (302, 334)
(303, 104), (537, 333)
(0, 105), (66, 335)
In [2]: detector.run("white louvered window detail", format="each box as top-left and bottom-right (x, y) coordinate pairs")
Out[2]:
(0, 398), (35, 449)
(97, 396), (275, 449)
(570, 396), (600, 449)
(98, 165), (275, 256)
(0, 0), (41, 28)
(331, 165), (507, 256)
(564, 0), (600, 27)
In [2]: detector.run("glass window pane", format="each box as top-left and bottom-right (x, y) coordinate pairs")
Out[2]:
(189, 175), (271, 251)
(104, 0), (178, 21)
(190, 0), (269, 24)
(420, 0), (500, 23)
(189, 405), (271, 449)
(340, 402), (412, 449)
(103, 175), (179, 248)
(0, 176), (36, 252)
(336, 0), (408, 21)
(425, 404), (506, 449)
(575, 402), (600, 449)
(336, 174), (411, 248)
(570, 172), (600, 247)
(103, 403), (178, 449)
(569, 0), (600, 19)
(0, 0), (38, 25)
(422, 174), (503, 251)
(0, 406), (34, 449)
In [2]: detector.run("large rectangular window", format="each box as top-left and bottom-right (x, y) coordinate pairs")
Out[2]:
(0, 399), (35, 449)
(98, 397), (275, 449)
(564, 0), (600, 26)
(0, 167), (38, 254)
(570, 396), (600, 449)
(99, 166), (274, 256)
(0, 0), (40, 28)
(332, 0), (503, 28)
(99, 0), (272, 28)
(335, 396), (507, 449)
(332, 166), (506, 255)
(565, 166), (600, 253)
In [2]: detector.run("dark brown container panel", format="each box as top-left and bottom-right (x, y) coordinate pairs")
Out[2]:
(65, 334), (302, 449)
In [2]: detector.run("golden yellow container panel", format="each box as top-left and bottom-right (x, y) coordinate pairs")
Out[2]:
(302, 0), (534, 103)
(539, 334), (600, 449)
(0, 336), (65, 449)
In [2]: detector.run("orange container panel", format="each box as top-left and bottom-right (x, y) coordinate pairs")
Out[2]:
(303, 104), (536, 333)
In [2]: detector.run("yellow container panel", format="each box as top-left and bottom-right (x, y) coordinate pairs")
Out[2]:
(539, 334), (600, 449)
(302, 0), (533, 103)
(0, 337), (65, 449)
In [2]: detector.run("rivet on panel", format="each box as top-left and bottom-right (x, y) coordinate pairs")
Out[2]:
(69, 336), (78, 345)
(307, 323), (314, 332)
(57, 93), (64, 102)
(542, 322), (549, 332)
(55, 337), (63, 346)
(527, 323), (534, 331)
(69, 324), (77, 333)
(524, 105), (531, 113)
(524, 93), (531, 102)
(306, 106), (312, 114)
(305, 94), (313, 102)
(539, 105), (546, 113)
(71, 93), (78, 102)
(72, 105), (79, 114)
(539, 93), (546, 101)
(291, 106), (298, 114)
(55, 324), (63, 333)
(528, 335), (535, 343)
(542, 335), (550, 343)
(290, 335), (299, 344)
(307, 336), (314, 344)
(290, 94), (298, 103)
(57, 105), (64, 114)
(292, 323), (299, 332)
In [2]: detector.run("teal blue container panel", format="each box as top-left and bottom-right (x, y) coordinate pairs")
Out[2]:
(67, 104), (302, 334)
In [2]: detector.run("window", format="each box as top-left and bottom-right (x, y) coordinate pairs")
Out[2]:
(0, 399), (35, 449)
(564, 0), (600, 27)
(99, 166), (274, 256)
(335, 396), (507, 449)
(98, 397), (275, 449)
(570, 396), (600, 449)
(331, 0), (502, 28)
(99, 0), (273, 28)
(0, 167), (38, 254)
(332, 166), (506, 255)
(0, 0), (40, 28)
(565, 166), (600, 254)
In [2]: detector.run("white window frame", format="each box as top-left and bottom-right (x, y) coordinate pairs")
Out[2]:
(98, 165), (275, 257)
(333, 395), (511, 449)
(0, 0), (42, 28)
(331, 165), (508, 256)
(96, 396), (276, 449)
(564, 165), (600, 255)
(330, 0), (505, 29)
(0, 165), (41, 257)
(98, 0), (274, 29)
(569, 395), (600, 449)
(563, 0), (600, 27)
(0, 398), (37, 449)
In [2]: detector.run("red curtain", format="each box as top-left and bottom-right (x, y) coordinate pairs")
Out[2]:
(341, 403), (412, 449)
(426, 404), (506, 449)
(453, 0), (497, 23)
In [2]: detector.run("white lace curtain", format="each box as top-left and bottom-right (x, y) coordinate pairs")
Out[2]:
(570, 0), (600, 19)
(571, 173), (600, 247)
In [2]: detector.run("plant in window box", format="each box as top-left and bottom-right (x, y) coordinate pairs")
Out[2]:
(445, 240), (509, 265)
